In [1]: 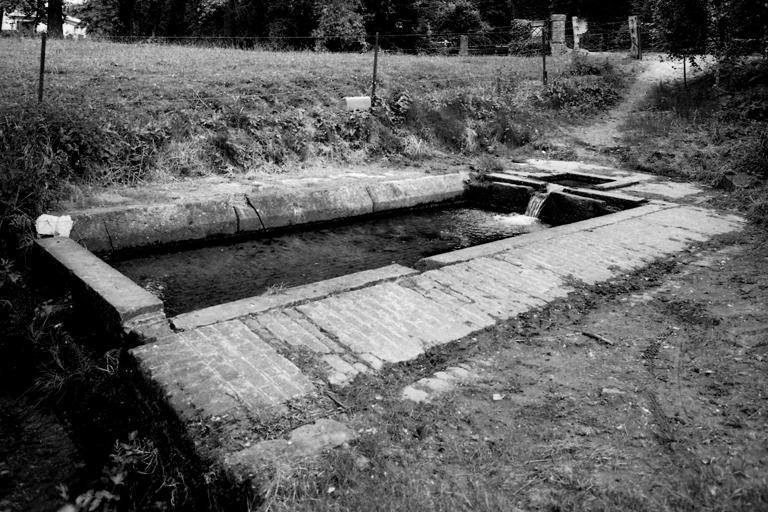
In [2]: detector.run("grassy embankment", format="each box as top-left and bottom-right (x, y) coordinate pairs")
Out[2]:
(0, 38), (628, 243)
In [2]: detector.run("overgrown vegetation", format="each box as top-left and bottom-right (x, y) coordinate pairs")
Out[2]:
(0, 263), (240, 510)
(620, 58), (768, 226)
(538, 55), (625, 113)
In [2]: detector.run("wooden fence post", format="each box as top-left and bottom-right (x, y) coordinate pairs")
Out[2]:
(38, 32), (47, 103)
(629, 16), (642, 60)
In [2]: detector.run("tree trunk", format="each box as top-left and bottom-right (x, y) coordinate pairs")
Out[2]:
(47, 0), (64, 38)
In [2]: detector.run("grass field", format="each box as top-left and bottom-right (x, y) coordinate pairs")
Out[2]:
(1, 38), (573, 108)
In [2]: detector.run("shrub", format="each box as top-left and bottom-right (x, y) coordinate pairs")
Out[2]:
(567, 54), (614, 76)
(747, 193), (768, 228)
(541, 75), (621, 113)
(482, 109), (534, 147)
(538, 57), (624, 115)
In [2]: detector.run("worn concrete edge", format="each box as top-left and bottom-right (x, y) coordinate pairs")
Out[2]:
(561, 187), (648, 207)
(170, 264), (420, 331)
(417, 201), (679, 269)
(35, 237), (168, 339)
(65, 173), (468, 254)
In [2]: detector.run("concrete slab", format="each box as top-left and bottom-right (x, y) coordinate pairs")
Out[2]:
(70, 200), (239, 253)
(624, 181), (705, 199)
(171, 264), (419, 331)
(561, 187), (648, 208)
(247, 185), (374, 229)
(524, 159), (635, 177)
(365, 174), (467, 212)
(483, 173), (547, 190)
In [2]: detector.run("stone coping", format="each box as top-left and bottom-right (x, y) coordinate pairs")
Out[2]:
(35, 237), (166, 337)
(67, 173), (468, 253)
(35, 174), (467, 341)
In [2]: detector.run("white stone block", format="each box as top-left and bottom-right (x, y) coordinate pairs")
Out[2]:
(35, 214), (73, 237)
(344, 96), (371, 111)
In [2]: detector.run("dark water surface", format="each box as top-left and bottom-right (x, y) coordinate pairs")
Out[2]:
(112, 206), (546, 316)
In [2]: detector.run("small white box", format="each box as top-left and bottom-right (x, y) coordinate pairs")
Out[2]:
(344, 96), (372, 111)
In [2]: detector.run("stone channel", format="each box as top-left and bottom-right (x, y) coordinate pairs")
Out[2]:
(33, 160), (744, 493)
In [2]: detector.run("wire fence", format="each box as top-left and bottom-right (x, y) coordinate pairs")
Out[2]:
(0, 17), (653, 109)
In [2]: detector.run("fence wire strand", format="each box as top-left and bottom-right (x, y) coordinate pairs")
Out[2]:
(1, 19), (656, 107)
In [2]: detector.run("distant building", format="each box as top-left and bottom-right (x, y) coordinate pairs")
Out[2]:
(1, 1), (87, 37)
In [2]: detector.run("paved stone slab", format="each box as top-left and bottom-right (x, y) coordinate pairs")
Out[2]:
(131, 319), (314, 419)
(418, 203), (674, 269)
(298, 282), (479, 363)
(397, 274), (498, 328)
(641, 207), (744, 234)
(172, 264), (418, 331)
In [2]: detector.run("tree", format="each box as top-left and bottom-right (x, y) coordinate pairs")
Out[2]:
(435, 0), (486, 33)
(650, 0), (707, 86)
(653, 0), (707, 58)
(312, 0), (367, 51)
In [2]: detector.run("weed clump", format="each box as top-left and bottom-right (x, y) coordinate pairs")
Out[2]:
(0, 102), (168, 248)
(538, 55), (624, 113)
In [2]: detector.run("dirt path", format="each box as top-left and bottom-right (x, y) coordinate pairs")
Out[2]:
(578, 59), (675, 146)
(561, 55), (698, 162)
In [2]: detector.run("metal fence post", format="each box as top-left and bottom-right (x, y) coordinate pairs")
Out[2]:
(371, 32), (379, 106)
(541, 25), (548, 86)
(38, 32), (47, 103)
